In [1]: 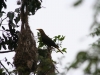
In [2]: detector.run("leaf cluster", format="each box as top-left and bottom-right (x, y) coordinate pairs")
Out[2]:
(68, 0), (100, 75)
(0, 68), (6, 75)
(0, 0), (7, 13)
(0, 0), (67, 75)
(0, 11), (20, 50)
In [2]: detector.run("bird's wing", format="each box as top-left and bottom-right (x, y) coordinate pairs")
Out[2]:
(42, 35), (56, 47)
(42, 35), (63, 54)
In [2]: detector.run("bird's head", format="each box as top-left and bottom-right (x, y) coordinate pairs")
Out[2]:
(36, 29), (45, 35)
(36, 29), (43, 32)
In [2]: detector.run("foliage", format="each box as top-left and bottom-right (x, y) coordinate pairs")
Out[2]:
(0, 0), (66, 75)
(0, 0), (42, 51)
(68, 0), (100, 75)
(37, 32), (66, 75)
(0, 68), (6, 75)
(0, 0), (7, 13)
(0, 0), (41, 75)
(37, 32), (66, 53)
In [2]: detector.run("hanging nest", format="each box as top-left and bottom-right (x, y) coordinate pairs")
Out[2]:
(13, 25), (38, 73)
(37, 49), (56, 75)
(13, 1), (38, 74)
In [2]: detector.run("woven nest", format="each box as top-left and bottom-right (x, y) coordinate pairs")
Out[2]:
(13, 23), (38, 73)
(13, 1), (38, 74)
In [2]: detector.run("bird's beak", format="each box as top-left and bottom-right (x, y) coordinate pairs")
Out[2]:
(36, 29), (39, 31)
(37, 29), (42, 31)
(37, 29), (41, 30)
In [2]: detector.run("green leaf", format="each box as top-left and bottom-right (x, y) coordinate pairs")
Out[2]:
(84, 61), (92, 73)
(68, 60), (79, 70)
(62, 48), (67, 52)
(7, 62), (10, 65)
(15, 8), (20, 13)
(5, 57), (7, 61)
(73, 0), (83, 6)
(7, 12), (14, 20)
(57, 35), (61, 38)
(59, 36), (65, 41)
(2, 72), (6, 75)
(0, 69), (3, 74)
(53, 38), (57, 42)
(76, 51), (88, 63)
(11, 22), (16, 28)
(2, 26), (5, 30)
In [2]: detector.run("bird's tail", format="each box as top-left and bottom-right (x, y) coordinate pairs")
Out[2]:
(55, 45), (63, 54)
(57, 48), (63, 54)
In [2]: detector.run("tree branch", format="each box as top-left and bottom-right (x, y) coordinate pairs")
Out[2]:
(0, 17), (7, 26)
(0, 50), (15, 53)
(0, 61), (10, 75)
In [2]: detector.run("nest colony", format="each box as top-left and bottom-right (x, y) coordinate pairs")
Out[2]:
(13, 0), (37, 74)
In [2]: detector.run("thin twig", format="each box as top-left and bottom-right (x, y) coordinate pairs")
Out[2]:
(0, 61), (10, 75)
(0, 50), (15, 53)
(0, 17), (7, 26)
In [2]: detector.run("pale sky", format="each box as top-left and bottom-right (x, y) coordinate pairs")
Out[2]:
(0, 0), (97, 75)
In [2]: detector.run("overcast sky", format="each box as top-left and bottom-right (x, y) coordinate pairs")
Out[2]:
(0, 0), (96, 75)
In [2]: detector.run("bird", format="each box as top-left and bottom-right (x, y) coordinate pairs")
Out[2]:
(37, 29), (63, 54)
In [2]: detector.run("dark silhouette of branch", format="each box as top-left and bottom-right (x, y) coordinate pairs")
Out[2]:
(0, 50), (15, 53)
(0, 61), (10, 75)
(0, 17), (7, 26)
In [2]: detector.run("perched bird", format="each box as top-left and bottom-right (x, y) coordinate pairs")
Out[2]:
(37, 29), (63, 54)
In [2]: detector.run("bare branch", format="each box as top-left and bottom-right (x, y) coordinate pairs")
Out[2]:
(0, 50), (15, 53)
(0, 17), (7, 26)
(0, 61), (10, 75)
